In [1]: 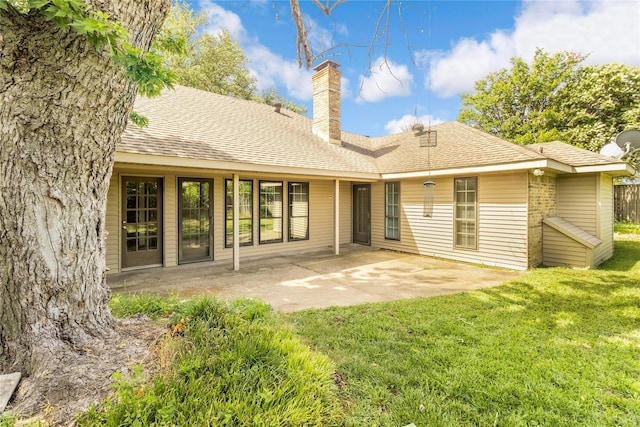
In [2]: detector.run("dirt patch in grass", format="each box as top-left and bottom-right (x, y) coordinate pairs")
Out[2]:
(7, 316), (165, 426)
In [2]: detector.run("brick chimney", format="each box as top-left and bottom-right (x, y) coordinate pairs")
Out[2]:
(312, 60), (341, 145)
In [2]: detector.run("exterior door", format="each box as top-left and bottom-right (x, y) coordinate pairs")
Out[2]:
(122, 177), (163, 269)
(179, 178), (214, 264)
(353, 184), (371, 245)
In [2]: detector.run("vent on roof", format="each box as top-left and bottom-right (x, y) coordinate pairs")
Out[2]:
(273, 102), (282, 113)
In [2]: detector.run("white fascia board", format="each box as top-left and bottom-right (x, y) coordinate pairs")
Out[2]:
(380, 159), (571, 180)
(115, 152), (380, 181)
(573, 163), (636, 176)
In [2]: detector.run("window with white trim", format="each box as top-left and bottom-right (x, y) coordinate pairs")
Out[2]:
(385, 182), (400, 240)
(454, 177), (477, 249)
(225, 179), (253, 247)
(288, 182), (309, 241)
(259, 181), (283, 244)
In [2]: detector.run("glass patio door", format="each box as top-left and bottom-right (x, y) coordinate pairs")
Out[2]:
(122, 177), (163, 269)
(178, 178), (214, 264)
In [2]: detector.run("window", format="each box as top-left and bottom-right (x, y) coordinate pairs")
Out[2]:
(289, 182), (309, 241)
(385, 182), (400, 240)
(454, 177), (478, 249)
(225, 179), (253, 247)
(259, 181), (283, 244)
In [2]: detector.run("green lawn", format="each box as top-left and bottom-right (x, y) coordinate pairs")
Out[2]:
(615, 221), (640, 235)
(8, 236), (636, 426)
(78, 298), (344, 426)
(292, 238), (640, 426)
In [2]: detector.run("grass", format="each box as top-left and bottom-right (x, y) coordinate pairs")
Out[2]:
(291, 237), (640, 426)
(108, 294), (184, 320)
(615, 221), (640, 235)
(5, 235), (638, 426)
(78, 298), (345, 426)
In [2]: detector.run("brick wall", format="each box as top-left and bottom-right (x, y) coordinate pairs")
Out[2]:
(528, 173), (557, 267)
(312, 60), (341, 145)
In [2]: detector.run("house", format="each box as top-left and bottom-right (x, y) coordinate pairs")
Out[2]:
(105, 60), (635, 274)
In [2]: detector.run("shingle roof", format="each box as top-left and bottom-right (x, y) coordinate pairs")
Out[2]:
(120, 85), (379, 174)
(119, 85), (630, 176)
(369, 122), (546, 173)
(525, 141), (628, 167)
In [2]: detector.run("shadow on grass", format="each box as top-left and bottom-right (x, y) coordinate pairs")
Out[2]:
(598, 240), (640, 272)
(292, 238), (640, 426)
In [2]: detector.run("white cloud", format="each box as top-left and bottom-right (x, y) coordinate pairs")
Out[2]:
(340, 76), (352, 100)
(198, 0), (246, 41)
(357, 57), (414, 103)
(246, 45), (314, 100)
(385, 114), (445, 135)
(422, 0), (640, 97)
(198, 1), (313, 101)
(424, 31), (515, 98)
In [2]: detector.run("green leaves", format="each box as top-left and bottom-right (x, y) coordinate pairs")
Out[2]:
(459, 49), (585, 145)
(558, 63), (640, 152)
(153, 2), (307, 113)
(118, 42), (175, 98)
(458, 49), (640, 170)
(1, 0), (174, 100)
(128, 111), (149, 129)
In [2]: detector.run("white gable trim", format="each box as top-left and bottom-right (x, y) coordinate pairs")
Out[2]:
(380, 159), (571, 180)
(573, 163), (636, 176)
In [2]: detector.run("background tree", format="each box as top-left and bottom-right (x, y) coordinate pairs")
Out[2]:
(458, 50), (640, 169)
(558, 63), (640, 152)
(160, 1), (306, 112)
(458, 49), (584, 145)
(159, 2), (256, 99)
(255, 86), (308, 115)
(176, 29), (256, 98)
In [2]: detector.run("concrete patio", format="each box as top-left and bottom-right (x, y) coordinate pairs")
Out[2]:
(108, 245), (523, 312)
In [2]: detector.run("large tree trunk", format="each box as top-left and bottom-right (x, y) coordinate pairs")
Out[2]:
(0, 0), (171, 416)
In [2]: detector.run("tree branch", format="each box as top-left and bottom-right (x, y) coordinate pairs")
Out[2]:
(290, 0), (313, 68)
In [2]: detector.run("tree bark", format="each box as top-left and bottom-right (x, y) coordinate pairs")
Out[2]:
(0, 0), (171, 414)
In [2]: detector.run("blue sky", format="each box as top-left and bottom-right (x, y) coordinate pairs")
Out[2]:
(185, 0), (640, 137)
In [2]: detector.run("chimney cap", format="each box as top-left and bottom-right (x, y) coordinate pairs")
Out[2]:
(314, 60), (340, 72)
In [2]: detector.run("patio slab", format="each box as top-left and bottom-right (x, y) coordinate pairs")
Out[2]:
(108, 245), (523, 312)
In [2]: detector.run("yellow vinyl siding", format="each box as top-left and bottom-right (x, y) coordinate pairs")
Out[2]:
(105, 173), (120, 274)
(557, 175), (597, 235)
(212, 177), (225, 262)
(372, 172), (529, 270)
(593, 173), (614, 266)
(339, 181), (352, 244)
(370, 181), (385, 244)
(542, 225), (590, 268)
(164, 175), (177, 267)
(476, 173), (528, 269)
(552, 173), (614, 268)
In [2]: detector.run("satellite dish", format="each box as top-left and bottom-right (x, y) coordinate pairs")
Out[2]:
(615, 130), (640, 150)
